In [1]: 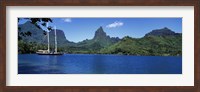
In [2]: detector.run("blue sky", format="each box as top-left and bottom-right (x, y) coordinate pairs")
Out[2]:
(19, 18), (182, 42)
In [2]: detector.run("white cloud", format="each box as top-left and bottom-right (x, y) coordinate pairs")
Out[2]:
(62, 18), (72, 23)
(106, 21), (124, 28)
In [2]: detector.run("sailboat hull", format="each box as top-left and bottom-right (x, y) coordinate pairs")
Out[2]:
(36, 25), (63, 55)
(37, 53), (63, 55)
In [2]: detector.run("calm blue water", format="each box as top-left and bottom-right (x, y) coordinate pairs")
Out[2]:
(18, 54), (182, 74)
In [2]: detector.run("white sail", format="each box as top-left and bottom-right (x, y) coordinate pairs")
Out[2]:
(47, 23), (50, 53)
(54, 26), (57, 53)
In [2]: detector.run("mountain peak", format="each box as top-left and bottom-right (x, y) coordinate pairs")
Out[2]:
(22, 21), (35, 26)
(94, 26), (107, 39)
(145, 27), (177, 37)
(99, 26), (103, 29)
(24, 21), (32, 24)
(90, 26), (120, 47)
(96, 26), (104, 33)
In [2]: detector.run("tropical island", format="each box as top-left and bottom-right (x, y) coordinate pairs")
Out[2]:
(18, 18), (183, 74)
(18, 20), (182, 56)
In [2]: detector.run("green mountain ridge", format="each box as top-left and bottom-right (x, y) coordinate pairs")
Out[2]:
(18, 21), (182, 56)
(18, 21), (75, 46)
(100, 35), (182, 56)
(65, 26), (120, 53)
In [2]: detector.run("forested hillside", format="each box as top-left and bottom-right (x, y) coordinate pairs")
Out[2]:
(18, 21), (182, 56)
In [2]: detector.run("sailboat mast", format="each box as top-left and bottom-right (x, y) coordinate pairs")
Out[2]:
(47, 23), (50, 53)
(54, 26), (57, 53)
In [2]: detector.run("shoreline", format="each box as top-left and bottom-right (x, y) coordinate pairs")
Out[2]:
(18, 53), (182, 57)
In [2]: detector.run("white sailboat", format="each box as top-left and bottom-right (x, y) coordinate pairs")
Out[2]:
(47, 23), (50, 53)
(54, 26), (57, 53)
(37, 23), (63, 55)
(53, 26), (63, 55)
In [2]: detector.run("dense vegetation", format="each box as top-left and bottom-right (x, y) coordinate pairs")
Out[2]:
(100, 35), (182, 56)
(18, 40), (66, 54)
(18, 20), (182, 56)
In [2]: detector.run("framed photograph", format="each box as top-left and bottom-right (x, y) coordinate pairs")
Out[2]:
(0, 0), (199, 92)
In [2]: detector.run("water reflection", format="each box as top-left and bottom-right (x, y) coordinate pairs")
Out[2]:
(92, 55), (105, 74)
(18, 54), (182, 74)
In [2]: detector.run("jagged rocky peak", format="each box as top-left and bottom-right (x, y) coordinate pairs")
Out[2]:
(23, 21), (32, 25)
(145, 27), (177, 37)
(20, 21), (36, 29)
(19, 21), (72, 45)
(94, 26), (107, 39)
